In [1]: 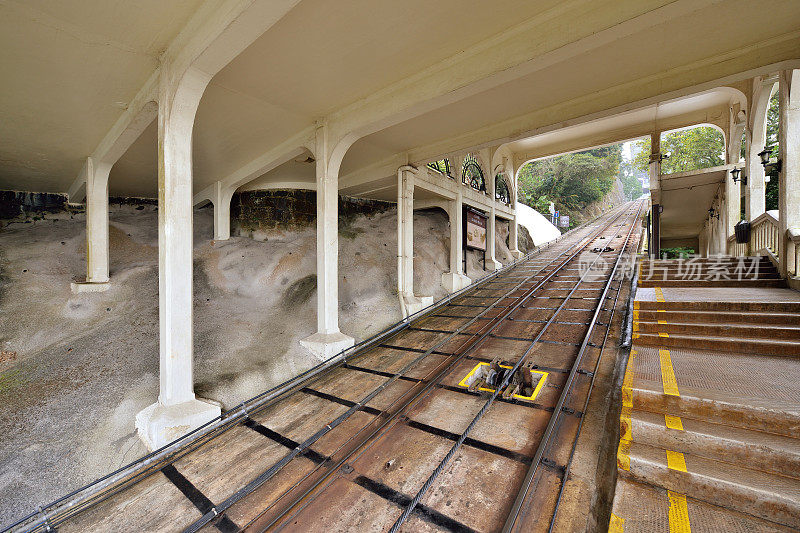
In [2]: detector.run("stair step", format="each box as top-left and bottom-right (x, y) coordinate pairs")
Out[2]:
(634, 321), (800, 340)
(634, 300), (800, 313)
(638, 279), (787, 288)
(627, 410), (800, 479)
(641, 258), (772, 264)
(629, 378), (800, 437)
(619, 441), (800, 528)
(634, 332), (800, 356)
(633, 309), (800, 326)
(610, 477), (797, 533)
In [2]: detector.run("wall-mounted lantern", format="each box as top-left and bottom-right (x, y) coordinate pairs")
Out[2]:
(758, 147), (782, 175)
(730, 167), (747, 185)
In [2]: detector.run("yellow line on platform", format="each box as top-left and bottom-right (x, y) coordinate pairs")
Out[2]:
(659, 349), (680, 396)
(666, 450), (688, 472)
(655, 287), (665, 302)
(668, 491), (692, 533)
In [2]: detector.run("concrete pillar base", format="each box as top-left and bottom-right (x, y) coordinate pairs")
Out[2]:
(442, 272), (471, 293)
(485, 258), (503, 271)
(300, 331), (355, 361)
(70, 281), (110, 294)
(401, 294), (434, 318)
(135, 398), (221, 451)
(510, 250), (524, 260)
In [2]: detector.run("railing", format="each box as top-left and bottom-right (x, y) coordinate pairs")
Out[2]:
(750, 210), (780, 257)
(727, 235), (746, 257)
(789, 227), (800, 278)
(724, 210), (799, 284)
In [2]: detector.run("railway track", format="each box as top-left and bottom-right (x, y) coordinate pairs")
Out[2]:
(7, 199), (645, 533)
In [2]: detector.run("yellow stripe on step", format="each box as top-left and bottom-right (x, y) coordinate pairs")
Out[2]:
(658, 319), (667, 325)
(659, 349), (680, 396)
(658, 332), (669, 338)
(609, 513), (625, 533)
(666, 450), (688, 472)
(617, 438), (631, 471)
(667, 491), (692, 533)
(655, 287), (665, 302)
(665, 414), (684, 431)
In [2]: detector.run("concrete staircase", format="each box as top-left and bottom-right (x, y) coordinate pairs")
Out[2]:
(637, 257), (785, 288)
(610, 257), (800, 532)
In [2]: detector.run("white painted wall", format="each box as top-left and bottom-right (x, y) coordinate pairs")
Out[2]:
(514, 202), (561, 247)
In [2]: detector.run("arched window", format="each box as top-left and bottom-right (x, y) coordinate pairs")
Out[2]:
(462, 154), (485, 192)
(427, 159), (452, 177)
(495, 174), (510, 204)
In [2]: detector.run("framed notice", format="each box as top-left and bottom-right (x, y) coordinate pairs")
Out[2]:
(464, 207), (488, 251)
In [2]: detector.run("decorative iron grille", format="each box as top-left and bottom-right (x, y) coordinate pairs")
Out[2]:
(495, 174), (510, 204)
(426, 159), (452, 177)
(462, 154), (485, 192)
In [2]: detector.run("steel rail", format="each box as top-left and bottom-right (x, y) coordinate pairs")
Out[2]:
(547, 208), (644, 532)
(4, 209), (587, 533)
(181, 210), (626, 533)
(501, 200), (645, 533)
(387, 201), (643, 533)
(260, 204), (637, 532)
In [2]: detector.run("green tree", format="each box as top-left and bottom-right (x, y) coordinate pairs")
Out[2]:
(765, 91), (780, 211)
(632, 126), (725, 175)
(517, 144), (622, 225)
(618, 156), (644, 201)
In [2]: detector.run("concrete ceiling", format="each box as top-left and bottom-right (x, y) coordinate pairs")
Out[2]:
(0, 0), (205, 193)
(659, 167), (728, 240)
(1, 0), (800, 200)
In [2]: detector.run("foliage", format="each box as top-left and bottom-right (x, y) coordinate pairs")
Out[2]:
(618, 155), (644, 201)
(632, 126), (724, 175)
(660, 247), (695, 259)
(765, 91), (780, 211)
(518, 145), (621, 220)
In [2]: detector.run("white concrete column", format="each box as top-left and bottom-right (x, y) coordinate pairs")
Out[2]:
(211, 181), (235, 241)
(746, 77), (774, 221)
(397, 166), (433, 317)
(698, 223), (709, 258)
(71, 157), (112, 293)
(486, 208), (502, 271)
(442, 192), (471, 292)
(725, 108), (745, 240)
(485, 172), (502, 271)
(779, 69), (800, 278)
(649, 133), (662, 257)
(300, 124), (355, 359)
(136, 66), (220, 451)
(508, 170), (523, 259)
